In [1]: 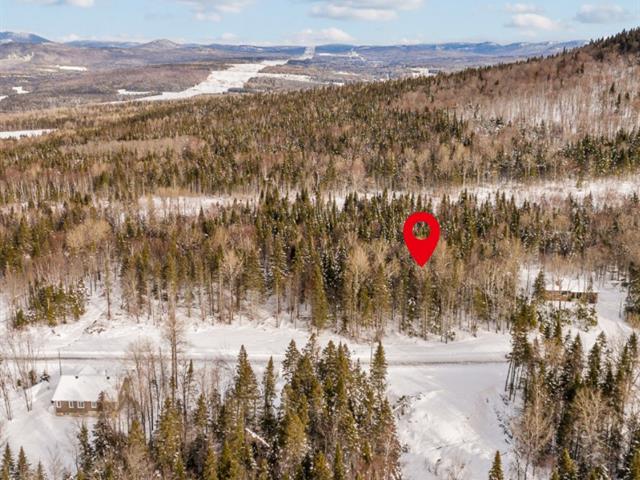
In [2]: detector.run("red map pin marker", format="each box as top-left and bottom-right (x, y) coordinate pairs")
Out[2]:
(403, 212), (441, 267)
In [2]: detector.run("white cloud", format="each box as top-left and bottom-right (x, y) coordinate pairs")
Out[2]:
(308, 0), (422, 21)
(575, 4), (630, 24)
(219, 32), (239, 41)
(194, 11), (222, 21)
(179, 0), (252, 21)
(504, 3), (542, 14)
(289, 27), (355, 45)
(19, 0), (95, 6)
(66, 0), (94, 6)
(505, 12), (562, 31)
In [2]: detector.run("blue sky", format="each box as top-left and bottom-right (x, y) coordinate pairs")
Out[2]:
(2, 0), (639, 45)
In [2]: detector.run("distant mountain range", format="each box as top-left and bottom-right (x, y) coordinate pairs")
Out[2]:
(0, 30), (587, 111)
(0, 31), (585, 56)
(0, 32), (51, 44)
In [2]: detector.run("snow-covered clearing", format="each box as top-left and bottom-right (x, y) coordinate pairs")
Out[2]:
(55, 65), (88, 72)
(132, 175), (640, 219)
(438, 175), (640, 206)
(137, 193), (257, 216)
(256, 72), (312, 83)
(139, 60), (288, 101)
(411, 67), (434, 77)
(12, 86), (29, 94)
(328, 174), (640, 208)
(117, 88), (151, 96)
(0, 272), (632, 479)
(0, 129), (55, 139)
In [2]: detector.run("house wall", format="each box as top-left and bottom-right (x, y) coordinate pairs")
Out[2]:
(544, 290), (598, 304)
(53, 400), (114, 416)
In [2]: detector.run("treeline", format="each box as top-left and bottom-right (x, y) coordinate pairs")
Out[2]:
(506, 294), (640, 479)
(2, 190), (640, 338)
(82, 339), (399, 479)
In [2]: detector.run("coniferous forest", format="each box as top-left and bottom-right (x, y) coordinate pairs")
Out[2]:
(0, 28), (639, 480)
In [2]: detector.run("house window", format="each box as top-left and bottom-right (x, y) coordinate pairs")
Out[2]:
(56, 401), (62, 408)
(91, 402), (98, 409)
(78, 401), (85, 409)
(69, 401), (76, 409)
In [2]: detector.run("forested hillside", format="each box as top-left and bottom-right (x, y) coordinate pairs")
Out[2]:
(0, 28), (639, 480)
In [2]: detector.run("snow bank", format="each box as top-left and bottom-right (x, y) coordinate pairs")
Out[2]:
(395, 364), (510, 480)
(0, 129), (55, 139)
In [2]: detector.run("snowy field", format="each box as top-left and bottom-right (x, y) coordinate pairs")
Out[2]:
(139, 60), (288, 101)
(0, 270), (633, 479)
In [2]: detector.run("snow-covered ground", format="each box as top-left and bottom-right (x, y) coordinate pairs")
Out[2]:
(0, 95), (6, 103)
(137, 193), (258, 216)
(128, 174), (640, 219)
(0, 129), (55, 139)
(0, 272), (632, 479)
(256, 72), (312, 83)
(139, 60), (288, 101)
(12, 86), (29, 94)
(55, 65), (87, 72)
(117, 89), (151, 96)
(411, 67), (435, 77)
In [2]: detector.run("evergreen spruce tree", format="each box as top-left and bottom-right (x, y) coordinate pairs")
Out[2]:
(277, 406), (308, 478)
(154, 397), (183, 476)
(203, 446), (219, 480)
(311, 259), (329, 330)
(488, 451), (504, 480)
(194, 393), (209, 435)
(370, 342), (388, 398)
(15, 448), (29, 480)
(626, 264), (640, 324)
(282, 340), (301, 381)
(242, 247), (265, 300)
(533, 270), (546, 304)
(371, 264), (390, 335)
(558, 449), (578, 480)
(126, 418), (151, 479)
(261, 356), (278, 440)
(218, 440), (241, 480)
(271, 235), (287, 319)
(234, 345), (260, 427)
(77, 422), (94, 475)
(311, 452), (332, 480)
(93, 392), (122, 459)
(35, 462), (46, 480)
(1, 445), (14, 480)
(333, 443), (346, 480)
